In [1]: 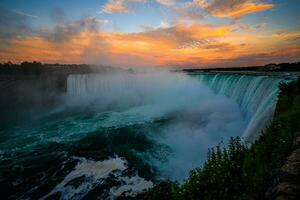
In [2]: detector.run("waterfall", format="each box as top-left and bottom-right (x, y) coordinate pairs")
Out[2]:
(67, 72), (289, 142)
(66, 74), (129, 96)
(193, 74), (288, 141)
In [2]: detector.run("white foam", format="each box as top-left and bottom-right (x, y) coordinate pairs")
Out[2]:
(109, 175), (153, 198)
(42, 156), (153, 200)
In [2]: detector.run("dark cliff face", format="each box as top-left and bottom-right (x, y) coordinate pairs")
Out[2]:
(0, 74), (67, 124)
(266, 131), (300, 200)
(264, 79), (300, 199)
(0, 63), (124, 125)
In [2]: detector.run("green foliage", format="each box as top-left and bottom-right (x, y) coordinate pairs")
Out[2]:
(125, 78), (300, 200)
(177, 137), (247, 200)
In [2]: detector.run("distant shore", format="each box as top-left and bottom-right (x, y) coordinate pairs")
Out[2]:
(181, 62), (300, 73)
(1, 61), (299, 76)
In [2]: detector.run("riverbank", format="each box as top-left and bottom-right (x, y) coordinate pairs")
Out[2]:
(123, 78), (300, 200)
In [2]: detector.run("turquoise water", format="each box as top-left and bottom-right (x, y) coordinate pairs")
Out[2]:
(0, 71), (287, 199)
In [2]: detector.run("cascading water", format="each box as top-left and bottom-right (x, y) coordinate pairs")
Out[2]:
(0, 71), (290, 199)
(67, 72), (287, 142)
(192, 74), (288, 141)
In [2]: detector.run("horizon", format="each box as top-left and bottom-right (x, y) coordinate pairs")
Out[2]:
(0, 0), (300, 68)
(1, 60), (300, 70)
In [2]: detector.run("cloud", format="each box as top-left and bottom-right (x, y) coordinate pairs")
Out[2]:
(274, 31), (300, 41)
(2, 27), (299, 68)
(42, 17), (105, 43)
(195, 0), (274, 18)
(0, 21), (237, 67)
(156, 0), (176, 6)
(134, 22), (231, 49)
(41, 9), (109, 43)
(175, 1), (205, 21)
(0, 7), (110, 47)
(212, 46), (300, 67)
(101, 0), (147, 13)
(155, 1), (204, 22)
(1, 8), (298, 69)
(233, 22), (266, 31)
(166, 44), (300, 68)
(102, 0), (129, 13)
(49, 7), (68, 23)
(0, 7), (34, 39)
(160, 20), (171, 28)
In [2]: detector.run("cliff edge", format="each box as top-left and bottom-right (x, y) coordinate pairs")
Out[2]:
(267, 131), (300, 199)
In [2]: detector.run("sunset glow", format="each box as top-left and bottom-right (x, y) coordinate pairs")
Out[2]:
(0, 0), (299, 68)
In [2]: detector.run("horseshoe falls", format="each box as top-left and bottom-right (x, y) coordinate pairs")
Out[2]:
(192, 74), (286, 142)
(67, 73), (286, 142)
(0, 71), (289, 199)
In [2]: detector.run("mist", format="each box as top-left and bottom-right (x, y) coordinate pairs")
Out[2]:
(65, 70), (247, 181)
(1, 68), (285, 199)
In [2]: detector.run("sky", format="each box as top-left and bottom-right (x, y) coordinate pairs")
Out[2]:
(0, 0), (299, 68)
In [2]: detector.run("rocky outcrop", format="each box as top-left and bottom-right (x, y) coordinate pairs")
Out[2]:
(267, 131), (300, 199)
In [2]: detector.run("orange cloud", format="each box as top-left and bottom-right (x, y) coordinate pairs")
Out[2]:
(195, 0), (274, 18)
(102, 0), (147, 13)
(1, 22), (299, 68)
(103, 0), (129, 13)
